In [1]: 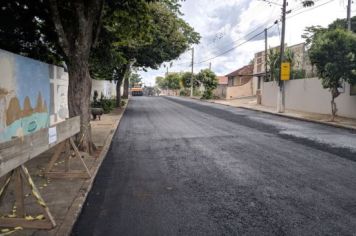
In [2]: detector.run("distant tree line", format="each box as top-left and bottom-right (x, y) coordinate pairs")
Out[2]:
(156, 69), (218, 99)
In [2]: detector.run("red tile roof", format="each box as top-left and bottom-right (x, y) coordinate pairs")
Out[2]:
(225, 64), (253, 77)
(217, 76), (228, 85)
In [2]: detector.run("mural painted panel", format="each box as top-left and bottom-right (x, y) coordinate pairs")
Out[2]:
(0, 49), (50, 143)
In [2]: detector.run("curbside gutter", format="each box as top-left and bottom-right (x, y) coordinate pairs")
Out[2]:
(54, 101), (129, 236)
(236, 106), (356, 132)
(188, 97), (356, 132)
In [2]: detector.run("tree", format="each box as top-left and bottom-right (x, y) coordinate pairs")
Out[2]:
(0, 0), (63, 64)
(328, 16), (356, 33)
(92, 1), (200, 100)
(165, 73), (181, 90)
(89, 0), (151, 106)
(156, 76), (166, 89)
(195, 69), (218, 99)
(0, 0), (155, 153)
(156, 73), (181, 91)
(180, 72), (200, 89)
(130, 73), (143, 88)
(308, 28), (356, 120)
(267, 47), (299, 81)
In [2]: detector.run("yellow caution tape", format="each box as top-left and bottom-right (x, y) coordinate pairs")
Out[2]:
(22, 166), (49, 208)
(35, 214), (44, 220)
(0, 174), (12, 198)
(0, 227), (23, 235)
(25, 215), (35, 221)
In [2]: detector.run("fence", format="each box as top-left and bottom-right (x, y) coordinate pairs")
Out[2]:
(261, 78), (356, 119)
(0, 49), (91, 230)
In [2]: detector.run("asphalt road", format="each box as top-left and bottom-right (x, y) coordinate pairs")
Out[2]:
(72, 96), (356, 236)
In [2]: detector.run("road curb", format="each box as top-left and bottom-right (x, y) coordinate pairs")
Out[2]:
(186, 97), (356, 132)
(54, 101), (129, 236)
(236, 105), (356, 132)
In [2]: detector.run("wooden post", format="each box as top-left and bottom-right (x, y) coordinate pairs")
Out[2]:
(0, 166), (56, 229)
(14, 169), (25, 218)
(44, 138), (91, 179)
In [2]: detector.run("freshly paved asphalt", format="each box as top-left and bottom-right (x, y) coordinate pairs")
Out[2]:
(72, 96), (356, 236)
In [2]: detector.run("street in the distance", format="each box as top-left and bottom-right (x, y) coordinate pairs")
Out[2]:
(72, 96), (356, 236)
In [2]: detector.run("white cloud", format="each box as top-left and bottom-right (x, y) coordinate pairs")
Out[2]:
(140, 0), (353, 86)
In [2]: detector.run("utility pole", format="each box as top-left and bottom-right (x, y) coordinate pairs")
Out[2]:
(190, 47), (194, 97)
(347, 0), (352, 31)
(209, 62), (212, 70)
(264, 28), (268, 80)
(277, 0), (287, 113)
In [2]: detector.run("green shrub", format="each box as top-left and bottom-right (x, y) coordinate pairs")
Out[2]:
(291, 69), (306, 80)
(91, 94), (116, 113)
(201, 89), (213, 100)
(100, 98), (116, 113)
(193, 89), (201, 97)
(120, 100), (126, 107)
(179, 89), (190, 96)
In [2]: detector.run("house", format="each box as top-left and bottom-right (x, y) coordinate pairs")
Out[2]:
(213, 76), (228, 98)
(223, 64), (254, 99)
(252, 43), (314, 95)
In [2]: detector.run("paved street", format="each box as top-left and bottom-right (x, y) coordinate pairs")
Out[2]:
(72, 96), (356, 236)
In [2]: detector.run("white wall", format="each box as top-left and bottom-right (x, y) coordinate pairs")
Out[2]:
(261, 78), (356, 118)
(50, 75), (119, 124)
(50, 66), (69, 125)
(213, 85), (227, 99)
(226, 81), (253, 99)
(91, 80), (118, 100)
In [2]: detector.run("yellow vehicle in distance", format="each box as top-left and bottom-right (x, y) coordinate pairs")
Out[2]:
(131, 83), (143, 96)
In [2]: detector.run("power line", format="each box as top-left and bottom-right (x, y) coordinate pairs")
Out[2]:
(173, 0), (335, 69)
(287, 0), (335, 19)
(172, 17), (279, 67)
(195, 23), (277, 65)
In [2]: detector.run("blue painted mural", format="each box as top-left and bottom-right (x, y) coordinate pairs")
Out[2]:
(0, 49), (50, 143)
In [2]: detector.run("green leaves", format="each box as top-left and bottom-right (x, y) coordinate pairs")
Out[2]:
(91, 0), (200, 81)
(195, 69), (217, 99)
(309, 28), (356, 88)
(156, 73), (181, 90)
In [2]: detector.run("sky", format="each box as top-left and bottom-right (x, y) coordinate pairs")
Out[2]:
(139, 0), (353, 86)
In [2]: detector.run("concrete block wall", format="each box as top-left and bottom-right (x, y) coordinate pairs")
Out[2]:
(91, 80), (118, 100)
(226, 80), (253, 99)
(261, 78), (356, 119)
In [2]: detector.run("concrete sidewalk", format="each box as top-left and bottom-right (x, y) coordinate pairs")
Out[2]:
(0, 103), (127, 236)
(209, 96), (356, 131)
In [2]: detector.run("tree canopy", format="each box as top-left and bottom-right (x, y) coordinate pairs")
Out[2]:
(303, 16), (356, 120)
(195, 69), (218, 99)
(0, 0), (200, 153)
(156, 73), (181, 90)
(308, 28), (356, 120)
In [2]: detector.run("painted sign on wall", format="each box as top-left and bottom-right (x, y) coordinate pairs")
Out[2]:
(0, 49), (50, 143)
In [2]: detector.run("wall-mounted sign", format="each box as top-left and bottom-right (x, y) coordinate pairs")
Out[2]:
(48, 126), (57, 144)
(281, 62), (291, 81)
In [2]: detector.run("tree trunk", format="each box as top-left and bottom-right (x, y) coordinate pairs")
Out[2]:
(48, 0), (104, 154)
(67, 58), (96, 154)
(123, 76), (129, 99)
(330, 87), (340, 122)
(116, 79), (122, 108)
